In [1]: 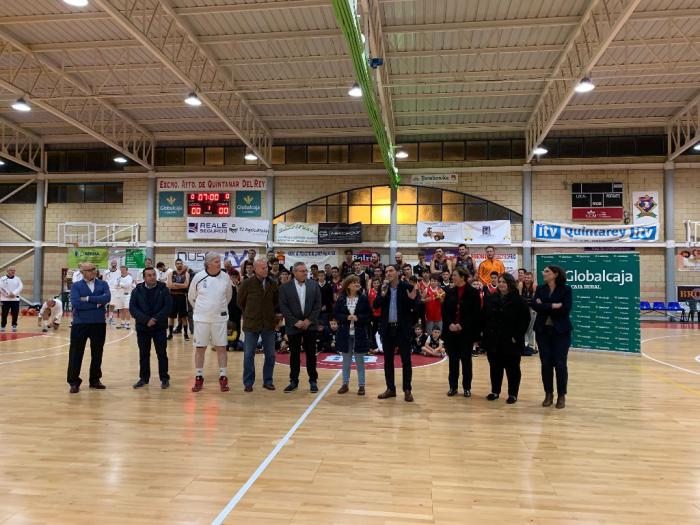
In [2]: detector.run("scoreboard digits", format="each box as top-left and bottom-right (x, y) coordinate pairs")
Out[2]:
(187, 192), (231, 217)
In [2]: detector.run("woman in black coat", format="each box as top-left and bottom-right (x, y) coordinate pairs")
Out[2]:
(482, 273), (531, 404)
(333, 274), (371, 396)
(441, 267), (482, 398)
(531, 265), (573, 409)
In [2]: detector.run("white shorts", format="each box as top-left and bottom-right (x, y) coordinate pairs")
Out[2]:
(111, 294), (131, 311)
(194, 321), (228, 348)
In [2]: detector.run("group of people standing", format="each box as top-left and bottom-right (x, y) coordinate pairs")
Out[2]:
(57, 247), (572, 408)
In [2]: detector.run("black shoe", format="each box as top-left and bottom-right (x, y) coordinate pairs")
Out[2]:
(263, 383), (276, 391)
(89, 382), (106, 390)
(506, 396), (517, 404)
(161, 380), (170, 389)
(283, 383), (298, 393)
(310, 382), (319, 393)
(133, 379), (148, 389)
(167, 333), (173, 340)
(446, 389), (457, 397)
(486, 393), (499, 401)
(464, 390), (471, 398)
(183, 333), (190, 341)
(244, 385), (253, 392)
(69, 384), (80, 394)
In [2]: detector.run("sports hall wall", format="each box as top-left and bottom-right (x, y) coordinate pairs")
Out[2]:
(0, 166), (698, 301)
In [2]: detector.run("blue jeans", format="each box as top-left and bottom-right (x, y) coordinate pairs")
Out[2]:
(243, 330), (276, 387)
(341, 335), (366, 386)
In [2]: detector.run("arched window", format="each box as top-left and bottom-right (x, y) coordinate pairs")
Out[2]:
(274, 185), (522, 225)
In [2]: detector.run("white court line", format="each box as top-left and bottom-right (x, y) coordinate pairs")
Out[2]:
(211, 369), (342, 525)
(0, 336), (73, 356)
(640, 333), (700, 377)
(0, 329), (133, 366)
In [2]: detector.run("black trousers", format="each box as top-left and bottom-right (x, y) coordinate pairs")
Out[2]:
(288, 331), (318, 383)
(1, 301), (19, 328)
(536, 327), (571, 395)
(380, 324), (412, 392)
(136, 327), (169, 382)
(487, 351), (521, 397)
(444, 334), (473, 391)
(67, 323), (106, 386)
(369, 316), (380, 349)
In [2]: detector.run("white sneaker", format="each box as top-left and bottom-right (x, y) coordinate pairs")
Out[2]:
(11, 326), (17, 333)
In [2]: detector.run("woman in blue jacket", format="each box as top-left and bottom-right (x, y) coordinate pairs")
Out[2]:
(532, 265), (573, 409)
(333, 274), (371, 396)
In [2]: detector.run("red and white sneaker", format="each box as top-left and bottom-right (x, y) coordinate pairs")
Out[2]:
(191, 375), (204, 392)
(219, 376), (230, 392)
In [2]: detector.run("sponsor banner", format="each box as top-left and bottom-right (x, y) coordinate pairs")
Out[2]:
(175, 249), (254, 271)
(677, 248), (700, 271)
(410, 174), (458, 186)
(157, 177), (266, 192)
(423, 248), (519, 277)
(235, 191), (262, 217)
(124, 248), (147, 268)
(417, 222), (464, 243)
(536, 253), (640, 353)
(275, 222), (319, 244)
(463, 220), (511, 245)
(533, 221), (658, 242)
(158, 191), (184, 217)
(186, 217), (229, 239)
(67, 247), (109, 269)
(318, 222), (362, 244)
(571, 207), (624, 221)
(103, 248), (146, 281)
(225, 218), (270, 243)
(281, 249), (338, 269)
(632, 191), (660, 226)
(417, 221), (512, 244)
(678, 285), (700, 301)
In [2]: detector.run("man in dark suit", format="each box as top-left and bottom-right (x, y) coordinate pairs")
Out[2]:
(279, 262), (322, 393)
(373, 264), (418, 402)
(129, 267), (173, 389)
(67, 262), (111, 393)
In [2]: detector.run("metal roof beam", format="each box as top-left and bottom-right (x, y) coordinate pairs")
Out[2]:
(0, 116), (43, 172)
(667, 90), (700, 160)
(0, 30), (153, 169)
(92, 0), (273, 167)
(525, 0), (642, 161)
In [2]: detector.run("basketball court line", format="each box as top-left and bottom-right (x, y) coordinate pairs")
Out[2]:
(641, 334), (700, 377)
(210, 369), (342, 525)
(0, 330), (133, 366)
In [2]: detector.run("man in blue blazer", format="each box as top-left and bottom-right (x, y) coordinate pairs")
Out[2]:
(67, 262), (111, 393)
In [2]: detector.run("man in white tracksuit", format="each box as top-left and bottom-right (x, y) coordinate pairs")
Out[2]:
(188, 253), (232, 393)
(39, 298), (63, 332)
(0, 266), (23, 332)
(114, 266), (134, 329)
(103, 260), (120, 324)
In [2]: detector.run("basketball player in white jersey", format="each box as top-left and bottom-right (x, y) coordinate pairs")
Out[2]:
(103, 260), (120, 324)
(114, 266), (134, 329)
(38, 298), (63, 332)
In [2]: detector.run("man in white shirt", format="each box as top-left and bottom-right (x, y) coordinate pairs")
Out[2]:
(102, 260), (120, 324)
(188, 253), (233, 393)
(156, 261), (171, 283)
(39, 298), (63, 332)
(1, 266), (23, 332)
(114, 266), (134, 329)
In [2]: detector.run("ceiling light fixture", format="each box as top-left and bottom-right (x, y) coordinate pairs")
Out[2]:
(533, 146), (548, 156)
(244, 152), (258, 161)
(63, 0), (89, 6)
(574, 77), (595, 93)
(693, 143), (700, 151)
(395, 149), (409, 160)
(0, 160), (5, 166)
(348, 82), (362, 98)
(11, 98), (31, 112)
(113, 156), (128, 164)
(184, 92), (202, 106)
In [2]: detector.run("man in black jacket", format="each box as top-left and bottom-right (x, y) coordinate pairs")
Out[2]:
(373, 264), (418, 402)
(129, 267), (173, 389)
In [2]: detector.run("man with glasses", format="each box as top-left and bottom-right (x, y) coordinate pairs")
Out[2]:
(67, 263), (111, 394)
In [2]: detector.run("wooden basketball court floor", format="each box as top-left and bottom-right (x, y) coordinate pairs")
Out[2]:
(0, 319), (699, 525)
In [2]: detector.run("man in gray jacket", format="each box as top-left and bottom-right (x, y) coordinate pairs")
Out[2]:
(279, 262), (321, 393)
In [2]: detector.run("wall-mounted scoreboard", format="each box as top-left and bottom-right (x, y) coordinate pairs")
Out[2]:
(571, 182), (623, 221)
(187, 192), (231, 217)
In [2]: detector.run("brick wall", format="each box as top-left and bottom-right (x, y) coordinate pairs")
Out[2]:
(675, 168), (700, 290)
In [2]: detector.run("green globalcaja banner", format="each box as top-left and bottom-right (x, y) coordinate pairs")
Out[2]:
(536, 253), (640, 353)
(67, 247), (109, 269)
(124, 248), (146, 268)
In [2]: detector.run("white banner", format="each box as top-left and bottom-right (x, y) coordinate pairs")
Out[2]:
(463, 220), (511, 245)
(410, 174), (458, 186)
(158, 176), (266, 192)
(631, 191), (660, 226)
(225, 218), (270, 243)
(174, 249), (253, 271)
(186, 217), (229, 239)
(533, 221), (659, 242)
(280, 249), (338, 269)
(417, 221), (512, 244)
(275, 222), (319, 244)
